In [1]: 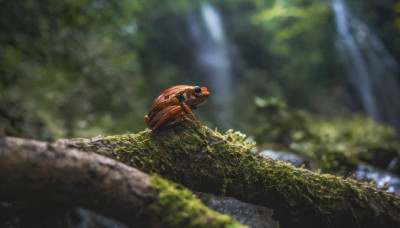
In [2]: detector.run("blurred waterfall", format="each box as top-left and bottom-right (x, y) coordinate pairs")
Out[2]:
(187, 2), (234, 129)
(333, 0), (400, 132)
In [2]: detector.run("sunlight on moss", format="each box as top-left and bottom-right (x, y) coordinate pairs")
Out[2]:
(224, 129), (256, 149)
(150, 174), (247, 228)
(252, 1), (330, 41)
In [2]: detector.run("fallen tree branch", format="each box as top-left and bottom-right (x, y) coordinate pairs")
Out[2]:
(60, 120), (400, 228)
(0, 137), (246, 228)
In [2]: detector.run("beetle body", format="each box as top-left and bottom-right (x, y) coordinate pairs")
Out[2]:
(145, 85), (210, 130)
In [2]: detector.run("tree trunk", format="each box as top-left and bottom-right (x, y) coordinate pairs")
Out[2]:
(0, 137), (245, 228)
(58, 120), (400, 228)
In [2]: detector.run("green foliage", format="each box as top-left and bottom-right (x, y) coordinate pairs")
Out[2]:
(1, 0), (399, 142)
(228, 0), (339, 115)
(253, 97), (400, 173)
(252, 0), (330, 44)
(0, 0), (146, 140)
(253, 97), (311, 145)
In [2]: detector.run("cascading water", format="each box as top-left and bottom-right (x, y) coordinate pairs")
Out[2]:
(186, 2), (234, 129)
(333, 0), (400, 132)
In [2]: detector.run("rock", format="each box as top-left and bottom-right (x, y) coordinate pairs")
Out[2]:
(196, 192), (278, 228)
(0, 204), (129, 228)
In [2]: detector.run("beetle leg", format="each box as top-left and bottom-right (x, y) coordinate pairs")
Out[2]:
(145, 115), (151, 129)
(151, 106), (183, 130)
(180, 113), (192, 123)
(148, 106), (178, 129)
(182, 103), (201, 126)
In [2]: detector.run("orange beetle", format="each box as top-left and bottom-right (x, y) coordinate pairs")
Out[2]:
(145, 85), (210, 130)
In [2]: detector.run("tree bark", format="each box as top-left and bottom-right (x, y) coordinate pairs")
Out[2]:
(58, 120), (400, 228)
(0, 137), (245, 228)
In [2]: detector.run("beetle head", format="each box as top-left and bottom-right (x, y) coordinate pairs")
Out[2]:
(184, 86), (210, 109)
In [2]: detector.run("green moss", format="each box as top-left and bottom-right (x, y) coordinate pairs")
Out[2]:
(223, 129), (255, 149)
(302, 115), (400, 172)
(150, 174), (247, 228)
(75, 120), (391, 225)
(252, 97), (400, 174)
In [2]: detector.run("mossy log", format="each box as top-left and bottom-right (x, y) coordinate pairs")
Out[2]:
(58, 120), (400, 228)
(0, 137), (246, 228)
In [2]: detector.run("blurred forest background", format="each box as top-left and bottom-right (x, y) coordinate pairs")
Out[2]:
(1, 0), (400, 142)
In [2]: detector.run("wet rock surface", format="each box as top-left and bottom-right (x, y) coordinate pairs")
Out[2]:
(354, 164), (400, 194)
(196, 192), (278, 228)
